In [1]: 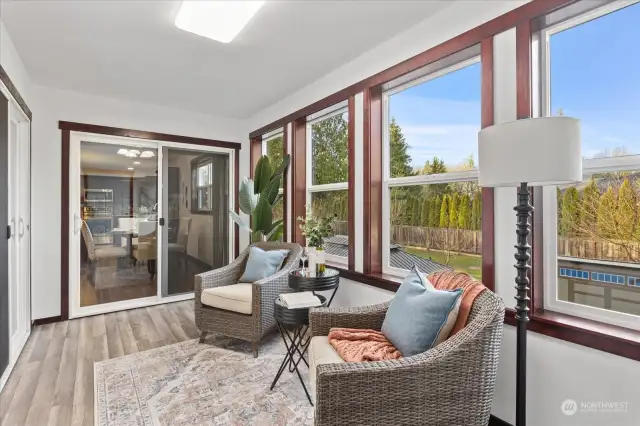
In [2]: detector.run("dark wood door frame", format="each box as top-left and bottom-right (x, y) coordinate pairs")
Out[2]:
(59, 121), (242, 321)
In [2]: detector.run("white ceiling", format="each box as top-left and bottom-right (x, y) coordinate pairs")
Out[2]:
(2, 0), (448, 119)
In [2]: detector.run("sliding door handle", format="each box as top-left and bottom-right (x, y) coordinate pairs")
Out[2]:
(9, 218), (15, 239)
(18, 218), (25, 238)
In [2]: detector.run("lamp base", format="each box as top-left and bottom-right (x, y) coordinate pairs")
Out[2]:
(514, 182), (533, 426)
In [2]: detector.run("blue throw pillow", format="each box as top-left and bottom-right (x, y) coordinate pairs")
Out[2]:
(381, 266), (462, 357)
(239, 246), (290, 282)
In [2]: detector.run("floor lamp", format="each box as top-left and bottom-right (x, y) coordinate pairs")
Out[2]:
(477, 117), (582, 426)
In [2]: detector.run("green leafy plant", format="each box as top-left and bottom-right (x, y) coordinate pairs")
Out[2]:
(230, 154), (290, 242)
(297, 206), (335, 248)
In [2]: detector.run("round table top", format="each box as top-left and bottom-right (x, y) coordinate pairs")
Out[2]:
(288, 268), (340, 291)
(290, 268), (339, 279)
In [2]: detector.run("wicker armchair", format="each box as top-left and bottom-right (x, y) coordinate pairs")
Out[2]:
(194, 242), (302, 357)
(308, 285), (505, 426)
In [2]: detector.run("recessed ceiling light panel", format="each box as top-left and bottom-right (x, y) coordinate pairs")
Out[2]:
(140, 151), (155, 158)
(175, 1), (265, 43)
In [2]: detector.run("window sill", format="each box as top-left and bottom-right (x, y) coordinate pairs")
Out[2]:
(333, 268), (640, 362)
(505, 309), (640, 361)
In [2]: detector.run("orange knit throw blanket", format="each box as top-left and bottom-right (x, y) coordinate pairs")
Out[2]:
(328, 328), (402, 362)
(428, 271), (487, 335)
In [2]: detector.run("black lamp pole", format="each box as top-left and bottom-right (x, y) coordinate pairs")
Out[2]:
(514, 182), (533, 426)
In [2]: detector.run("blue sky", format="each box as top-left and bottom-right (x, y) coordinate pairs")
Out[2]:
(390, 1), (640, 170)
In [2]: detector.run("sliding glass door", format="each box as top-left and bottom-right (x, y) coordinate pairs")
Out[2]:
(71, 139), (159, 312)
(161, 148), (230, 297)
(68, 134), (234, 318)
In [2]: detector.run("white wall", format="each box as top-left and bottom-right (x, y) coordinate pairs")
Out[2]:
(0, 19), (32, 104)
(30, 85), (249, 319)
(246, 1), (640, 425)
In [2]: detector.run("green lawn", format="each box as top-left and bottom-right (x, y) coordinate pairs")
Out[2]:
(403, 247), (482, 280)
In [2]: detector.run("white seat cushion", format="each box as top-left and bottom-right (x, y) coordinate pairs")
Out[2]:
(94, 246), (128, 259)
(201, 283), (253, 315)
(309, 336), (345, 393)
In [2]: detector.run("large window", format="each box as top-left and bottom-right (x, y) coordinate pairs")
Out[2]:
(262, 129), (284, 221)
(541, 0), (640, 329)
(382, 58), (482, 278)
(306, 102), (349, 263)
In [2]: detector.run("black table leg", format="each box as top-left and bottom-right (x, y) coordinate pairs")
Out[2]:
(270, 321), (314, 405)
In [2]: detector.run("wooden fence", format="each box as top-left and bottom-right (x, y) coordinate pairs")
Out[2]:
(333, 221), (482, 255)
(558, 237), (640, 262)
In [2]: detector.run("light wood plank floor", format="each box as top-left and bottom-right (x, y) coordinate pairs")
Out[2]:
(0, 301), (199, 426)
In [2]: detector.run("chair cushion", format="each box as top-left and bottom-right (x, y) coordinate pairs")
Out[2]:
(309, 336), (345, 392)
(201, 283), (253, 314)
(381, 266), (462, 357)
(239, 246), (289, 282)
(94, 246), (128, 259)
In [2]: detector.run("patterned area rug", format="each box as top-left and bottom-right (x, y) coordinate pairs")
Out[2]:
(94, 334), (315, 425)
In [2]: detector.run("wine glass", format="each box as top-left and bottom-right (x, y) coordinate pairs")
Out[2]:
(300, 247), (309, 276)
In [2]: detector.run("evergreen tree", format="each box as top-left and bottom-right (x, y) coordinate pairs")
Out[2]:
(411, 198), (421, 226)
(598, 187), (616, 238)
(422, 157), (447, 175)
(557, 187), (564, 236)
(389, 118), (414, 178)
(449, 193), (460, 229)
(429, 196), (441, 227)
(420, 199), (430, 226)
(616, 178), (637, 237)
(440, 195), (451, 228)
(561, 187), (581, 236)
(581, 179), (600, 237)
(471, 191), (482, 231)
(458, 194), (471, 229)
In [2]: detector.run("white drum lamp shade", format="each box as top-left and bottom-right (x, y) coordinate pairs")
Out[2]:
(477, 117), (582, 187)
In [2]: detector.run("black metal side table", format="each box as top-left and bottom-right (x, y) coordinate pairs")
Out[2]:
(270, 294), (327, 405)
(288, 267), (340, 306)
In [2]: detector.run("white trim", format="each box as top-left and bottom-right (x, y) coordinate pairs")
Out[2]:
(308, 182), (348, 193)
(354, 92), (364, 272)
(70, 293), (195, 319)
(286, 123), (293, 242)
(326, 254), (348, 268)
(263, 127), (284, 141)
(0, 81), (30, 123)
(306, 101), (348, 123)
(545, 0), (639, 37)
(384, 56), (480, 98)
(387, 170), (478, 187)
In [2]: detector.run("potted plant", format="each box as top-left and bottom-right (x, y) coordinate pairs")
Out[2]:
(230, 154), (290, 242)
(297, 207), (335, 273)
